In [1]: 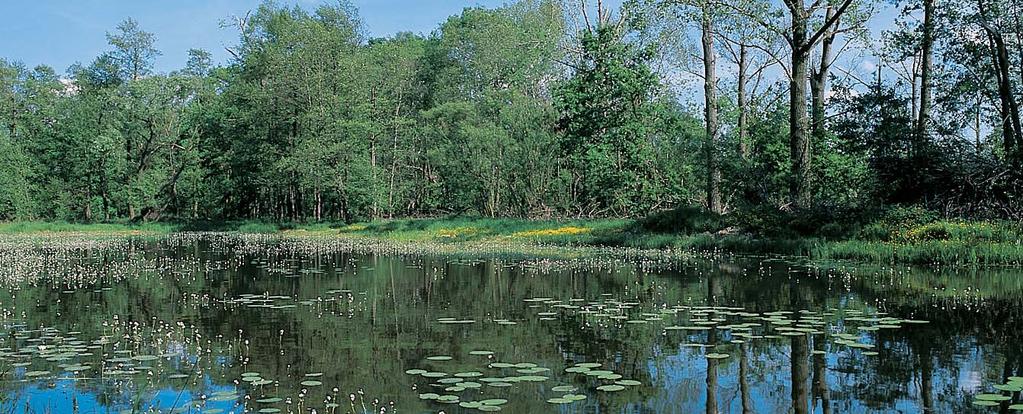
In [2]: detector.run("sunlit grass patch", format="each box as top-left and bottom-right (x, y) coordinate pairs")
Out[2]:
(512, 226), (592, 238)
(338, 223), (368, 232)
(437, 226), (481, 239)
(898, 220), (1019, 243)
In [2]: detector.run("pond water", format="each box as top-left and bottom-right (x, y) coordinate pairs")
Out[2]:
(0, 233), (1021, 413)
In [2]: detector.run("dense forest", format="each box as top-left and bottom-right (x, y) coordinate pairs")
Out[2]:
(0, 0), (1021, 225)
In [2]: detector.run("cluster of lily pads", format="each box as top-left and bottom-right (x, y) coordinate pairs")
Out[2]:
(556, 362), (642, 399)
(0, 232), (959, 413)
(972, 376), (1023, 409)
(518, 297), (929, 362)
(230, 293), (300, 309)
(0, 321), (241, 413)
(407, 353), (554, 411)
(0, 312), (362, 414)
(405, 347), (649, 411)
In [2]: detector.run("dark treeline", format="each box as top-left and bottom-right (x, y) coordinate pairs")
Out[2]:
(0, 0), (1021, 224)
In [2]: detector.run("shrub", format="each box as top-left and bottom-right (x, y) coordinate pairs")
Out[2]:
(636, 206), (726, 234)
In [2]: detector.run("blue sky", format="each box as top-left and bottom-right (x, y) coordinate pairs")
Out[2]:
(0, 1), (513, 74)
(0, 0), (894, 84)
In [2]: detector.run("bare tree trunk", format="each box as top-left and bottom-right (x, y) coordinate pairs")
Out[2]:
(789, 8), (812, 208)
(702, 0), (722, 213)
(911, 53), (919, 124)
(85, 185), (92, 221)
(812, 337), (831, 414)
(917, 0), (934, 139)
(388, 124), (399, 218)
(976, 92), (983, 152)
(810, 6), (837, 141)
(739, 342), (752, 414)
(737, 44), (750, 160)
(783, 0), (853, 208)
(371, 139), (378, 220)
(791, 335), (810, 414)
(980, 5), (1023, 160)
(316, 189), (322, 221)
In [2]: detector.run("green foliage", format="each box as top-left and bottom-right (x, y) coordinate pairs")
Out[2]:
(555, 25), (668, 216)
(830, 85), (931, 204)
(234, 222), (282, 234)
(0, 130), (33, 220)
(0, 221), (178, 234)
(0, 0), (1021, 272)
(635, 206), (725, 234)
(814, 239), (1023, 266)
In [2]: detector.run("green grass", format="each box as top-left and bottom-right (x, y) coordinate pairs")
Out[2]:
(1, 213), (1021, 266)
(0, 220), (339, 235)
(813, 239), (1023, 266)
(233, 222), (281, 234)
(331, 217), (630, 244)
(811, 219), (1023, 266)
(0, 221), (180, 234)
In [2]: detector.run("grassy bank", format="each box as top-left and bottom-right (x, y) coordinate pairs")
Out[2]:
(0, 221), (180, 235)
(321, 217), (1023, 266)
(2, 213), (1021, 266)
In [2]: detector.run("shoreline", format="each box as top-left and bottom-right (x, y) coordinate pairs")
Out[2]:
(1, 218), (1021, 267)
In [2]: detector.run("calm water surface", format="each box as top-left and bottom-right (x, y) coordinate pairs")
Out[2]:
(0, 233), (1021, 413)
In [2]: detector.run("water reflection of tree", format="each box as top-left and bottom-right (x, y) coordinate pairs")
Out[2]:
(8, 237), (1023, 413)
(842, 263), (1023, 411)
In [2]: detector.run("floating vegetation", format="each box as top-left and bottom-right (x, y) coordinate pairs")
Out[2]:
(0, 232), (967, 413)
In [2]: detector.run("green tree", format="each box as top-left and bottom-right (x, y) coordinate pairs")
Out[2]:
(0, 129), (33, 219)
(555, 25), (665, 216)
(106, 18), (161, 81)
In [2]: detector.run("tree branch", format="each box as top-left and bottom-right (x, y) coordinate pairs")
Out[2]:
(800, 0), (854, 55)
(719, 1), (793, 45)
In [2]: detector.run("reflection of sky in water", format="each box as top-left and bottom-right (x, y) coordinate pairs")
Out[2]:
(637, 318), (1008, 413)
(7, 377), (243, 413)
(0, 235), (1020, 413)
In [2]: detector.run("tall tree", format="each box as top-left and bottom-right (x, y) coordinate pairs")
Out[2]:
(106, 18), (160, 81)
(556, 16), (666, 216)
(810, 1), (874, 141)
(715, 0), (785, 169)
(701, 0), (722, 213)
(781, 0), (856, 207)
(916, 0), (934, 139)
(975, 0), (1023, 160)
